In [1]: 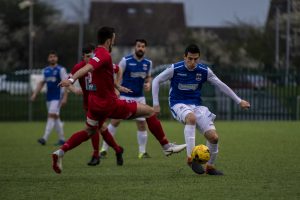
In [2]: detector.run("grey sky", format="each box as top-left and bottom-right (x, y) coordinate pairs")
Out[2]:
(44, 0), (270, 27)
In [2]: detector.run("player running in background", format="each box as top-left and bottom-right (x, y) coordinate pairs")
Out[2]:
(152, 44), (250, 175)
(52, 26), (186, 174)
(31, 51), (68, 146)
(100, 39), (153, 159)
(68, 44), (126, 166)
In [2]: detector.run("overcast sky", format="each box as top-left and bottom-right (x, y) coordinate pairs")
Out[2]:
(44, 0), (270, 27)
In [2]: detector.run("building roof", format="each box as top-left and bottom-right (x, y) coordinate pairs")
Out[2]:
(89, 1), (186, 45)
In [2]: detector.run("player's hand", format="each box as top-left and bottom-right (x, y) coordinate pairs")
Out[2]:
(117, 85), (133, 93)
(144, 82), (151, 92)
(58, 79), (72, 87)
(153, 105), (161, 114)
(239, 100), (250, 110)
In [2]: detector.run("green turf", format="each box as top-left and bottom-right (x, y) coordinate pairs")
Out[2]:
(0, 121), (299, 200)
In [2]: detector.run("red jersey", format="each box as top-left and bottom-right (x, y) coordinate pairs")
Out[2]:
(70, 60), (90, 110)
(88, 47), (118, 105)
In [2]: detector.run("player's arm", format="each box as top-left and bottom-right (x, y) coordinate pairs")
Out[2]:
(30, 80), (45, 101)
(207, 68), (250, 110)
(115, 64), (122, 86)
(67, 84), (83, 95)
(59, 67), (69, 106)
(114, 58), (132, 93)
(59, 64), (93, 87)
(152, 65), (174, 113)
(144, 61), (152, 92)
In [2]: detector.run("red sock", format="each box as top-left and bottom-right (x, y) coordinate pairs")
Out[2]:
(101, 128), (122, 153)
(146, 114), (169, 146)
(61, 130), (90, 152)
(90, 131), (100, 158)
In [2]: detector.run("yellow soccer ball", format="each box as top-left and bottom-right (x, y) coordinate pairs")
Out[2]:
(191, 144), (210, 164)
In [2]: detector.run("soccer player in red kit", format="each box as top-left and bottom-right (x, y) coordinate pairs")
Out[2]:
(52, 26), (186, 174)
(68, 44), (125, 166)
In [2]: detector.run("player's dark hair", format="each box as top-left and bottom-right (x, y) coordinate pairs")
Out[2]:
(135, 39), (147, 46)
(184, 44), (200, 56)
(82, 43), (95, 54)
(48, 50), (58, 56)
(97, 26), (115, 44)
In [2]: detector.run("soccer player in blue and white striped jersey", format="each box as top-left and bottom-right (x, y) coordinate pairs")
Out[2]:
(152, 44), (250, 175)
(100, 39), (153, 159)
(31, 51), (68, 146)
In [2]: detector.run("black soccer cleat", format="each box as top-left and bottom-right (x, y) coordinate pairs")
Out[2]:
(37, 138), (46, 145)
(187, 159), (205, 175)
(87, 156), (100, 166)
(115, 147), (124, 166)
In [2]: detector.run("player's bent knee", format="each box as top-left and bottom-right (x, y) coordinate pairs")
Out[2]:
(185, 113), (196, 125)
(205, 131), (219, 144)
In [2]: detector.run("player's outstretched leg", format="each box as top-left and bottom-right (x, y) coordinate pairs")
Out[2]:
(145, 114), (186, 156)
(51, 129), (93, 173)
(52, 149), (64, 174)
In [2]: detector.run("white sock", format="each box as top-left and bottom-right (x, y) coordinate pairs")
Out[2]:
(184, 124), (196, 157)
(137, 131), (147, 153)
(101, 124), (117, 151)
(42, 118), (55, 140)
(54, 118), (65, 141)
(206, 141), (218, 165)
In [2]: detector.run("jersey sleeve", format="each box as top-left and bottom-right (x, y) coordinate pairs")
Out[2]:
(207, 68), (241, 104)
(70, 64), (79, 76)
(42, 69), (46, 81)
(88, 52), (109, 70)
(118, 57), (126, 72)
(152, 64), (174, 106)
(148, 60), (153, 76)
(60, 67), (68, 80)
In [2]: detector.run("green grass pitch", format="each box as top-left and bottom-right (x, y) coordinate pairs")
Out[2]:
(0, 121), (299, 200)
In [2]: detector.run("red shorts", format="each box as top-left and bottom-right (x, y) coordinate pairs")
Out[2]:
(86, 96), (137, 129)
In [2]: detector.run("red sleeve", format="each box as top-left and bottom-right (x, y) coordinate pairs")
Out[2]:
(70, 64), (80, 75)
(88, 52), (109, 70)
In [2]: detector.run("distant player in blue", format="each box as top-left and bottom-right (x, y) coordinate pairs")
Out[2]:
(152, 44), (250, 175)
(100, 39), (153, 159)
(31, 51), (68, 145)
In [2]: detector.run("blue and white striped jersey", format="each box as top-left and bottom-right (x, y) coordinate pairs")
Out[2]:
(119, 54), (152, 97)
(152, 61), (241, 108)
(43, 65), (67, 101)
(169, 61), (208, 107)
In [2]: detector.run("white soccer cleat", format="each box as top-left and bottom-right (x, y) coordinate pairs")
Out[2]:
(52, 150), (63, 174)
(163, 143), (187, 156)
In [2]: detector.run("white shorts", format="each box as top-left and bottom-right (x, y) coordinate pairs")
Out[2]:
(119, 95), (146, 121)
(170, 104), (216, 134)
(46, 100), (61, 115)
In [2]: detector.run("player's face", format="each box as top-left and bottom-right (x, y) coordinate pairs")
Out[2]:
(48, 54), (58, 66)
(184, 52), (200, 69)
(135, 42), (146, 58)
(83, 52), (93, 63)
(108, 33), (116, 53)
